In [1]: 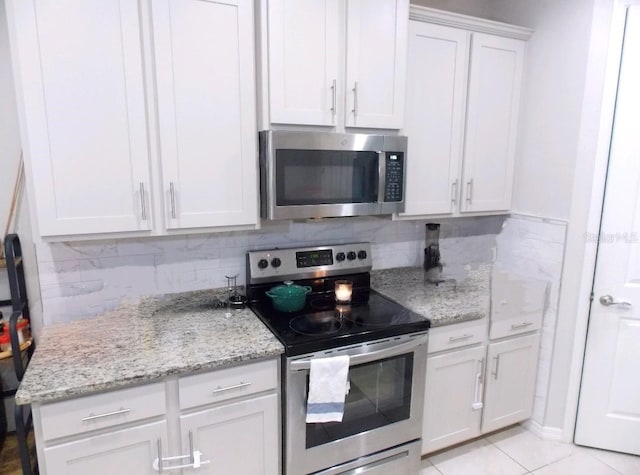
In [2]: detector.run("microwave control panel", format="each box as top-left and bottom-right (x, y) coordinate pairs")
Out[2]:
(384, 152), (404, 202)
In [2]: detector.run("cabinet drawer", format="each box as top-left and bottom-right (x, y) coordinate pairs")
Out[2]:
(39, 382), (166, 441)
(179, 359), (278, 410)
(489, 315), (542, 340)
(428, 320), (487, 354)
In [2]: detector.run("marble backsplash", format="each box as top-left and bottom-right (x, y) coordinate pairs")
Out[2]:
(495, 214), (568, 428)
(35, 216), (505, 325)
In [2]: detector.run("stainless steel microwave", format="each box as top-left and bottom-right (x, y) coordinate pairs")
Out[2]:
(259, 130), (407, 220)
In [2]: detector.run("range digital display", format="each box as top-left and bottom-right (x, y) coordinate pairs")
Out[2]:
(296, 249), (333, 268)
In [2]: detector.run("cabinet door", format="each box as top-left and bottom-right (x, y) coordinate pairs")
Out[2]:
(482, 334), (540, 434)
(180, 393), (279, 475)
(345, 0), (409, 129)
(44, 420), (167, 475)
(422, 345), (485, 454)
(461, 33), (525, 213)
(8, 0), (152, 236)
(153, 0), (259, 230)
(267, 0), (339, 126)
(400, 21), (469, 217)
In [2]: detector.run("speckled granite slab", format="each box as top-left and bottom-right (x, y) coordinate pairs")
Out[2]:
(371, 265), (491, 327)
(16, 289), (283, 405)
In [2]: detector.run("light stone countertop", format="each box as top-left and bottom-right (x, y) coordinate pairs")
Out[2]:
(16, 289), (284, 405)
(371, 264), (491, 327)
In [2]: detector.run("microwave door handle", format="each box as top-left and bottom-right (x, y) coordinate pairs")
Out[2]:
(378, 151), (386, 205)
(289, 334), (428, 372)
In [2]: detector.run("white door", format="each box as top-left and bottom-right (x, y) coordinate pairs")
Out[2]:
(482, 333), (540, 434)
(400, 21), (469, 217)
(422, 345), (484, 454)
(180, 394), (279, 474)
(267, 0), (339, 126)
(8, 0), (152, 236)
(44, 421), (167, 475)
(575, 6), (640, 455)
(345, 0), (408, 129)
(153, 0), (259, 230)
(461, 33), (524, 213)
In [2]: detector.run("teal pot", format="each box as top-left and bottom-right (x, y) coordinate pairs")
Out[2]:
(265, 281), (312, 312)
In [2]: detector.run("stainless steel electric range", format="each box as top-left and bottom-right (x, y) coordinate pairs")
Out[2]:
(246, 243), (429, 475)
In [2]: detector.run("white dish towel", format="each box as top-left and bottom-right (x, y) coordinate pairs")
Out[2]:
(306, 355), (350, 423)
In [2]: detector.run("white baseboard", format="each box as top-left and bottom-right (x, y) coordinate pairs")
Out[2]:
(523, 420), (564, 441)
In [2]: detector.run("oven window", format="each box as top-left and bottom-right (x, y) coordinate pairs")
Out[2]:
(275, 150), (379, 206)
(305, 353), (413, 449)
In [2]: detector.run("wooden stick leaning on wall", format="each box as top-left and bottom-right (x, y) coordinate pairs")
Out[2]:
(0, 151), (24, 267)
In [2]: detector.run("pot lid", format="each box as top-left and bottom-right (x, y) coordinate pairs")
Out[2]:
(266, 281), (311, 298)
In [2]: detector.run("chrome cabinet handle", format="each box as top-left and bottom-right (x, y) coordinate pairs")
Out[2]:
(352, 81), (358, 116)
(472, 358), (484, 410)
(466, 178), (474, 204)
(599, 295), (632, 307)
(449, 334), (473, 342)
(212, 381), (251, 394)
(169, 182), (177, 219)
(81, 407), (131, 422)
(155, 438), (163, 473)
(492, 355), (500, 380)
(451, 179), (458, 205)
(511, 322), (534, 330)
(139, 182), (147, 221)
(331, 79), (337, 116)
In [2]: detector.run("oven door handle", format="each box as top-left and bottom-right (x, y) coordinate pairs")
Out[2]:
(289, 334), (428, 371)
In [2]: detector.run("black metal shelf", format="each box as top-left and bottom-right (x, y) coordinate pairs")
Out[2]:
(1, 234), (37, 474)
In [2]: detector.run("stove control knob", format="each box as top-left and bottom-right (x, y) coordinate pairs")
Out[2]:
(357, 250), (368, 260)
(258, 259), (269, 269)
(271, 257), (282, 268)
(336, 252), (346, 262)
(347, 251), (357, 261)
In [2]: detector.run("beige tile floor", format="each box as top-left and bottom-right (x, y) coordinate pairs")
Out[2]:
(421, 425), (640, 475)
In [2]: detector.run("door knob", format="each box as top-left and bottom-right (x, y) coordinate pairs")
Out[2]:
(599, 295), (632, 307)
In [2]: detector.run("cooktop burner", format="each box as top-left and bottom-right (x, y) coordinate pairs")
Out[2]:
(289, 314), (342, 336)
(246, 243), (430, 356)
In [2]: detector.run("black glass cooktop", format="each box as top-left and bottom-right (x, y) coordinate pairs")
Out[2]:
(249, 288), (430, 356)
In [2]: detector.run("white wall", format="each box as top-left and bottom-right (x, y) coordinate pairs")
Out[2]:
(411, 0), (496, 20)
(0, 1), (21, 234)
(0, 0), (21, 305)
(488, 0), (597, 221)
(0, 1), (42, 335)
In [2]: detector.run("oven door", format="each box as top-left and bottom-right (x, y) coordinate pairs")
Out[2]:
(284, 333), (428, 475)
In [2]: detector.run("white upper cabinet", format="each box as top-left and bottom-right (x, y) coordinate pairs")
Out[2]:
(262, 0), (409, 130)
(267, 0), (339, 126)
(8, 0), (152, 237)
(345, 0), (408, 129)
(399, 8), (531, 219)
(400, 21), (468, 216)
(153, 0), (258, 230)
(8, 0), (259, 239)
(461, 34), (525, 213)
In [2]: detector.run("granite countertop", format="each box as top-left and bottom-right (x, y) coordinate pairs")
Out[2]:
(371, 264), (491, 327)
(16, 289), (284, 405)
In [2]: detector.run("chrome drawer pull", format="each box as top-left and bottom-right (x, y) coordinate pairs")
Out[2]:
(511, 322), (533, 330)
(169, 182), (177, 219)
(139, 182), (147, 221)
(331, 79), (337, 115)
(449, 334), (473, 342)
(81, 407), (131, 422)
(212, 381), (251, 394)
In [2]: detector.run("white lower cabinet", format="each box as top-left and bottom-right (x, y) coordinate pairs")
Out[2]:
(422, 323), (540, 455)
(481, 334), (540, 434)
(44, 421), (167, 475)
(180, 394), (279, 474)
(423, 345), (484, 453)
(34, 359), (280, 475)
